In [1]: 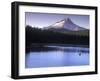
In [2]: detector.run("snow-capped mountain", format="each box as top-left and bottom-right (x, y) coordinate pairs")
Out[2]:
(44, 18), (87, 32)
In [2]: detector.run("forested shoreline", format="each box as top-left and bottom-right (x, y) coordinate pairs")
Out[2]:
(26, 25), (89, 48)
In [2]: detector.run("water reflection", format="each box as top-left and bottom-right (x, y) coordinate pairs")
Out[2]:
(25, 45), (89, 68)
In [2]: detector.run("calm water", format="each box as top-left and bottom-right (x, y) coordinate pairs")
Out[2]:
(25, 45), (89, 68)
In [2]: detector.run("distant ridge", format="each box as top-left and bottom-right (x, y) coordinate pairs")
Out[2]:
(44, 18), (88, 32)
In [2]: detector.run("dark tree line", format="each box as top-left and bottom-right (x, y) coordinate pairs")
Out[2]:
(26, 25), (89, 47)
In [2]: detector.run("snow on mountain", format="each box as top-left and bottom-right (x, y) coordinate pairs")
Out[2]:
(44, 18), (87, 32)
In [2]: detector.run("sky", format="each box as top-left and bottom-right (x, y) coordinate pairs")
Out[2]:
(25, 12), (90, 29)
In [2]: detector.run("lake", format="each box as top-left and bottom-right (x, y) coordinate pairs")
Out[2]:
(25, 45), (89, 68)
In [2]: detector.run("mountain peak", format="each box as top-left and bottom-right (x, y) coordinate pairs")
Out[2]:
(44, 18), (87, 31)
(66, 18), (73, 24)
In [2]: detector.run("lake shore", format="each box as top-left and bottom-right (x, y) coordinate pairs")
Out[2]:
(26, 43), (89, 53)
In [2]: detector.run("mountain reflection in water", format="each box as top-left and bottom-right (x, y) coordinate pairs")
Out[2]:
(25, 45), (89, 68)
